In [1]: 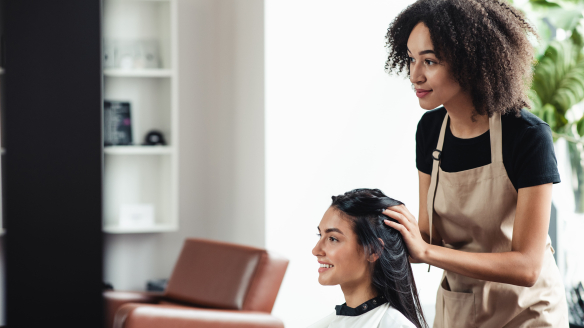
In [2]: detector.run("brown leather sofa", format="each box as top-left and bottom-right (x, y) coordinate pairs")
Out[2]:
(104, 238), (289, 328)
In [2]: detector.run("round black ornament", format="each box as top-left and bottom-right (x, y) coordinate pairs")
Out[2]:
(143, 130), (167, 146)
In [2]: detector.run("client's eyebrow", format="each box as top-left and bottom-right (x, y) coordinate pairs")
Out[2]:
(326, 228), (344, 235)
(317, 226), (345, 235)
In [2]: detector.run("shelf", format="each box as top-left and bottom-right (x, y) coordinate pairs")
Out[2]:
(104, 69), (172, 78)
(103, 223), (177, 234)
(104, 146), (173, 155)
(109, 0), (170, 2)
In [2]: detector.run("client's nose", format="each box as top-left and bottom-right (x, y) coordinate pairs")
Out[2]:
(312, 239), (324, 257)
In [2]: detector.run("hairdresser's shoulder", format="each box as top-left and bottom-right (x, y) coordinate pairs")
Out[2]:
(418, 106), (446, 126)
(379, 306), (417, 328)
(417, 106), (446, 140)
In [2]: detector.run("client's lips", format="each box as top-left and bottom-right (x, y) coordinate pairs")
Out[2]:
(416, 89), (432, 98)
(318, 261), (334, 273)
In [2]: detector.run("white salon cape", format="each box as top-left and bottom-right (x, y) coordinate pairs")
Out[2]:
(307, 297), (416, 328)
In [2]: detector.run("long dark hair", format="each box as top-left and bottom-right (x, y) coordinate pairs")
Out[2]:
(331, 188), (427, 328)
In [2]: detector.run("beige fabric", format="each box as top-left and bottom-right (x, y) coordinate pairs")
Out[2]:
(427, 112), (569, 328)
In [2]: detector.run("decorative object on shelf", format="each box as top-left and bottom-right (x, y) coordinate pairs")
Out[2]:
(103, 40), (115, 69)
(104, 100), (133, 146)
(103, 282), (114, 291)
(143, 130), (167, 146)
(119, 204), (155, 229)
(138, 39), (160, 69)
(146, 278), (168, 292)
(104, 39), (160, 70)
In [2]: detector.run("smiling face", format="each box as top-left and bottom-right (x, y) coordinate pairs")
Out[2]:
(407, 22), (464, 110)
(312, 207), (372, 289)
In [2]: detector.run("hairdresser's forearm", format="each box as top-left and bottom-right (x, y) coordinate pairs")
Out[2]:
(422, 185), (551, 287)
(421, 246), (542, 287)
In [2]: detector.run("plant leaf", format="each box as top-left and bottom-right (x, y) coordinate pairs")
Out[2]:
(530, 0), (562, 8)
(577, 114), (584, 136)
(546, 7), (583, 31)
(531, 39), (584, 129)
(543, 103), (558, 129)
(572, 23), (584, 47)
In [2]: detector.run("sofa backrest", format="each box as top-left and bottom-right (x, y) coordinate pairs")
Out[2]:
(165, 238), (288, 313)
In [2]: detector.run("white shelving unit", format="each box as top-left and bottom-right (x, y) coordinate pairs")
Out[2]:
(103, 0), (178, 233)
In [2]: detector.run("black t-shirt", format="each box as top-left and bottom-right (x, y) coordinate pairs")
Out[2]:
(416, 107), (561, 191)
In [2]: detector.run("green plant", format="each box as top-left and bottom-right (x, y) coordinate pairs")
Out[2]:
(530, 40), (584, 134)
(523, 0), (584, 210)
(526, 0), (584, 136)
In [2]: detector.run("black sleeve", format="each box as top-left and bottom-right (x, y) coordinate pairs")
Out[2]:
(416, 118), (432, 175)
(514, 123), (561, 189)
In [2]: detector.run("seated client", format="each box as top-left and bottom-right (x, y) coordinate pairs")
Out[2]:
(309, 188), (427, 328)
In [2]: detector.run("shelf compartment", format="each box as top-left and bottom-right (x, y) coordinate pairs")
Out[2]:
(104, 77), (172, 145)
(103, 0), (171, 69)
(104, 69), (172, 78)
(104, 155), (173, 232)
(105, 146), (173, 155)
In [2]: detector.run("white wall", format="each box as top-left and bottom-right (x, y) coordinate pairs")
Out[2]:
(104, 0), (265, 291)
(104, 2), (444, 326)
(265, 1), (443, 327)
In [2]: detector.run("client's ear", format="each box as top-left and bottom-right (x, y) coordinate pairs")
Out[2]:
(367, 238), (385, 263)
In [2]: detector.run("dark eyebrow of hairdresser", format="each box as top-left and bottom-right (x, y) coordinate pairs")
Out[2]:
(381, 0), (569, 327)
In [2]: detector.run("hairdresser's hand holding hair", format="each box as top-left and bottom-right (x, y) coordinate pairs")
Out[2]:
(382, 206), (428, 263)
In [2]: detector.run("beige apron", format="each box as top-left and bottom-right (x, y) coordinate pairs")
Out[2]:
(427, 112), (569, 328)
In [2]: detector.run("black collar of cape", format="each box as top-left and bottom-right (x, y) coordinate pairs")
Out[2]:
(335, 295), (387, 316)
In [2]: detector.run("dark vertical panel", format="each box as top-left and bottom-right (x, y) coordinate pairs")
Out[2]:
(3, 1), (103, 327)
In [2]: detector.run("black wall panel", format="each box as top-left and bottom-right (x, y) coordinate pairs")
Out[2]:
(3, 1), (103, 327)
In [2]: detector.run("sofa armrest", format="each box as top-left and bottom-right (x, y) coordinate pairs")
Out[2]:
(114, 304), (285, 328)
(104, 291), (164, 328)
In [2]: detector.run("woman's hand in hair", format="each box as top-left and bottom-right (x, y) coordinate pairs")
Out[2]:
(383, 205), (429, 263)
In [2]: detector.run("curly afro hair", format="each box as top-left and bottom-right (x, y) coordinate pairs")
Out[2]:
(385, 0), (537, 117)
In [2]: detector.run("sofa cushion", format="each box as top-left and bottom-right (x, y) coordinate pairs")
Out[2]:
(165, 238), (265, 310)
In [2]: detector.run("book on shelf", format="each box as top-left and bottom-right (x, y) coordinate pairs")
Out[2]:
(104, 100), (133, 146)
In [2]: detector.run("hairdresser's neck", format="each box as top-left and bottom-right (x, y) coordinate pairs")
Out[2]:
(340, 278), (378, 308)
(443, 91), (489, 139)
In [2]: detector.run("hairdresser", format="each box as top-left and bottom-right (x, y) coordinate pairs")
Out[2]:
(381, 1), (569, 327)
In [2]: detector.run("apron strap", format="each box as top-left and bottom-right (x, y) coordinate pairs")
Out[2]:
(427, 113), (449, 271)
(489, 112), (502, 163)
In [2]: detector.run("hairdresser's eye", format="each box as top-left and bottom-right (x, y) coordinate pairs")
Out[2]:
(408, 57), (416, 63)
(425, 59), (436, 66)
(328, 236), (338, 242)
(316, 233), (322, 238)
